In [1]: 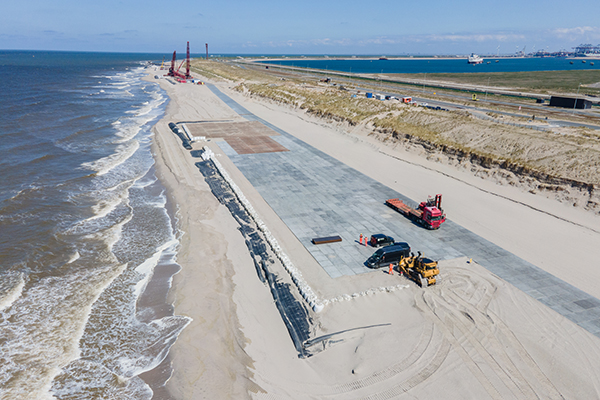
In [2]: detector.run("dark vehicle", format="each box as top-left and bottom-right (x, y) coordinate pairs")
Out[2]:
(366, 242), (411, 269)
(369, 234), (395, 247)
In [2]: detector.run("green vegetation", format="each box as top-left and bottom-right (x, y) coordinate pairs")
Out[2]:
(392, 70), (600, 95)
(237, 83), (395, 125)
(190, 60), (283, 84)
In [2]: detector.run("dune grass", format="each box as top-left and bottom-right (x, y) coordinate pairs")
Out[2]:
(237, 83), (396, 125)
(392, 70), (600, 95)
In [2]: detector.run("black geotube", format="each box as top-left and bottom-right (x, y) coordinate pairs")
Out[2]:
(195, 159), (312, 358)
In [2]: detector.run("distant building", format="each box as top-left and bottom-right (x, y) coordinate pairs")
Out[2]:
(572, 44), (600, 55)
(549, 96), (592, 109)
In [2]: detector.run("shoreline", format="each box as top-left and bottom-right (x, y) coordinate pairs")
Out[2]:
(146, 71), (255, 398)
(146, 68), (600, 399)
(136, 76), (188, 398)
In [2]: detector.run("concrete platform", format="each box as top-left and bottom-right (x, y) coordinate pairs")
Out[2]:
(204, 84), (600, 338)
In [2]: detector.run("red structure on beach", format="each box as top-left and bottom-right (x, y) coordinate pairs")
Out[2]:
(167, 41), (192, 79)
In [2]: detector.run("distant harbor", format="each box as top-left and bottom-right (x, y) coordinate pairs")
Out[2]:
(260, 56), (600, 74)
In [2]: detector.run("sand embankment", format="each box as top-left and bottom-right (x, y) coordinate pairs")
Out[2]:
(148, 69), (600, 399)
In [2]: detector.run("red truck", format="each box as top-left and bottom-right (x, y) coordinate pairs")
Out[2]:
(386, 194), (446, 229)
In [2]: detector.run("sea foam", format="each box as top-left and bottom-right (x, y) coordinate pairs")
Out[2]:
(81, 140), (140, 176)
(0, 273), (26, 313)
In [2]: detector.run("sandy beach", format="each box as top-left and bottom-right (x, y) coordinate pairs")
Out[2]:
(148, 69), (600, 399)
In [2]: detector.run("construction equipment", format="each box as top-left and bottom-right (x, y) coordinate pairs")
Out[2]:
(398, 252), (439, 287)
(386, 194), (445, 229)
(167, 41), (193, 80)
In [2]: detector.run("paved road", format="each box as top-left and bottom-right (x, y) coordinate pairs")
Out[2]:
(205, 83), (600, 338)
(242, 62), (600, 129)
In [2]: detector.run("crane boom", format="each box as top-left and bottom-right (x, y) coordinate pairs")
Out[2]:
(186, 41), (191, 78)
(166, 42), (193, 80)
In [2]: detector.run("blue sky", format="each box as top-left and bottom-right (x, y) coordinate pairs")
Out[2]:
(1, 0), (599, 55)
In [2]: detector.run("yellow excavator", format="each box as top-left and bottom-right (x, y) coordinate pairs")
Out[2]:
(398, 252), (439, 287)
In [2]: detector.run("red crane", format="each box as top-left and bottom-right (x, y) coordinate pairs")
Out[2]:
(167, 42), (193, 80)
(185, 41), (191, 78)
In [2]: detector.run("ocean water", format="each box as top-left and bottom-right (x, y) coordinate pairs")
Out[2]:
(263, 56), (600, 74)
(0, 51), (190, 399)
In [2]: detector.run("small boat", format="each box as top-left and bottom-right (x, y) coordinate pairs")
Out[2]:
(570, 61), (574, 64)
(582, 60), (586, 63)
(487, 61), (491, 64)
(467, 53), (483, 64)
(495, 60), (499, 63)
(591, 62), (595, 66)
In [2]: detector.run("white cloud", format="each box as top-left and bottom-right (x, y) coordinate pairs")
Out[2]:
(263, 38), (353, 48)
(550, 26), (600, 41)
(552, 26), (600, 36)
(237, 26), (600, 54)
(260, 31), (529, 49)
(427, 33), (526, 43)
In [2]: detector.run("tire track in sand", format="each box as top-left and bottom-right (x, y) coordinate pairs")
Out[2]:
(418, 267), (564, 400)
(414, 291), (504, 400)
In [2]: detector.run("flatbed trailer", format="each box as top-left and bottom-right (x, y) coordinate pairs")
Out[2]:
(386, 195), (446, 229)
(386, 198), (422, 219)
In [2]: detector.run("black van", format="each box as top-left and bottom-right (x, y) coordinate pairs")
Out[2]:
(366, 242), (411, 269)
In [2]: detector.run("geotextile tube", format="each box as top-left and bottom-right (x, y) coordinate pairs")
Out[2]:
(195, 147), (325, 313)
(194, 157), (312, 357)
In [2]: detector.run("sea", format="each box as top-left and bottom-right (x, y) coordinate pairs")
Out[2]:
(0, 50), (190, 399)
(261, 56), (600, 74)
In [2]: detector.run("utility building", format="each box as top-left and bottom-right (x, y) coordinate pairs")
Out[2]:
(549, 96), (592, 109)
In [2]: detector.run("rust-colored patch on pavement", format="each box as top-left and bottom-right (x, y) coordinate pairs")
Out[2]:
(225, 136), (288, 154)
(186, 121), (279, 138)
(185, 120), (288, 154)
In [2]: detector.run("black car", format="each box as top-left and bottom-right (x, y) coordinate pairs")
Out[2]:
(366, 242), (411, 269)
(369, 234), (395, 247)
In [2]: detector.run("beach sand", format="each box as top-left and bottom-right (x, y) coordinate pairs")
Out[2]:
(148, 70), (600, 399)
